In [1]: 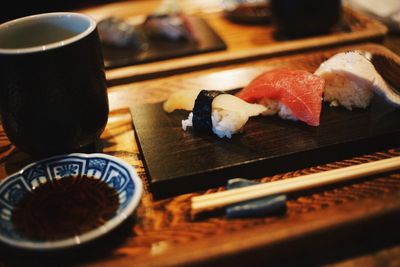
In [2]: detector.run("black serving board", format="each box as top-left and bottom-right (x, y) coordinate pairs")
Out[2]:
(102, 16), (227, 69)
(130, 95), (400, 199)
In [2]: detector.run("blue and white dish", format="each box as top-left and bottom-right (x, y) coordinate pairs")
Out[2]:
(0, 153), (142, 250)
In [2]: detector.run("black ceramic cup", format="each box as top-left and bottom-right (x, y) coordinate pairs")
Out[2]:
(0, 13), (109, 158)
(270, 0), (342, 37)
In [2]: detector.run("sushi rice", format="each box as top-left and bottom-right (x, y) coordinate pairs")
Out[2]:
(168, 90), (266, 138)
(315, 51), (397, 110)
(182, 93), (266, 138)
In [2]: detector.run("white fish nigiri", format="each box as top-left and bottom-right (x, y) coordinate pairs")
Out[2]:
(163, 89), (202, 113)
(315, 51), (397, 110)
(210, 94), (267, 138)
(163, 89), (266, 138)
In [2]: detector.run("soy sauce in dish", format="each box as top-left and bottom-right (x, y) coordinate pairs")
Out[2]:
(12, 175), (119, 241)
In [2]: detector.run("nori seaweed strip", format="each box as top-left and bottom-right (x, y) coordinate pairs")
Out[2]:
(192, 90), (223, 132)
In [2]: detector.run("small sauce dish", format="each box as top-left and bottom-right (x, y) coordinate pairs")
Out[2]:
(0, 153), (142, 250)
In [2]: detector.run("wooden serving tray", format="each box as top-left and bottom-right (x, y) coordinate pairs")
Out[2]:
(79, 2), (388, 84)
(129, 43), (400, 199)
(2, 64), (400, 265)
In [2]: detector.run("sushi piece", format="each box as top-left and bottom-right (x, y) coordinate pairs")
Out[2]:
(185, 91), (267, 138)
(236, 68), (325, 126)
(163, 88), (202, 113)
(143, 15), (195, 41)
(143, 15), (196, 42)
(164, 89), (267, 138)
(211, 94), (268, 138)
(97, 17), (147, 49)
(143, 0), (197, 42)
(191, 90), (223, 132)
(314, 51), (398, 110)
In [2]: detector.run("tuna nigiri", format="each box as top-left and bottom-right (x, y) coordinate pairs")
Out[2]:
(236, 69), (325, 126)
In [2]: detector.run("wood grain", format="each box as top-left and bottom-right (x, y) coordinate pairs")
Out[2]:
(108, 43), (400, 201)
(106, 43), (400, 108)
(1, 43), (400, 266)
(0, 113), (400, 267)
(132, 93), (400, 198)
(76, 1), (388, 85)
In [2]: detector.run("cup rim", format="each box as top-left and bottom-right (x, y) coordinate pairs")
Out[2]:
(0, 12), (97, 55)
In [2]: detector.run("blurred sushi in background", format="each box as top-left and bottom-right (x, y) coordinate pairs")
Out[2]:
(97, 17), (148, 50)
(143, 0), (198, 42)
(97, 0), (197, 49)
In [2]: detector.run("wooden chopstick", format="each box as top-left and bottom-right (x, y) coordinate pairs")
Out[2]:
(191, 156), (400, 212)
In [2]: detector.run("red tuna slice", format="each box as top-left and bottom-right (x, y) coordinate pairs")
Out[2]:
(236, 68), (324, 126)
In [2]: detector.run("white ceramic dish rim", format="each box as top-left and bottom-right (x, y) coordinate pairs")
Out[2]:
(0, 153), (143, 250)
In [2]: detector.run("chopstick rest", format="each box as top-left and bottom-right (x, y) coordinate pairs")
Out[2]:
(225, 178), (287, 219)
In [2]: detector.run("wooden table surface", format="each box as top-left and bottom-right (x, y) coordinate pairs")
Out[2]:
(1, 1), (400, 266)
(79, 0), (388, 86)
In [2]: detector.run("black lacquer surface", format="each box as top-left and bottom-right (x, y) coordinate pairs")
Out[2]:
(131, 97), (400, 199)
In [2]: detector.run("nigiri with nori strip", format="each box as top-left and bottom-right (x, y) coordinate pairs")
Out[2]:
(164, 89), (267, 138)
(192, 90), (223, 132)
(236, 68), (325, 126)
